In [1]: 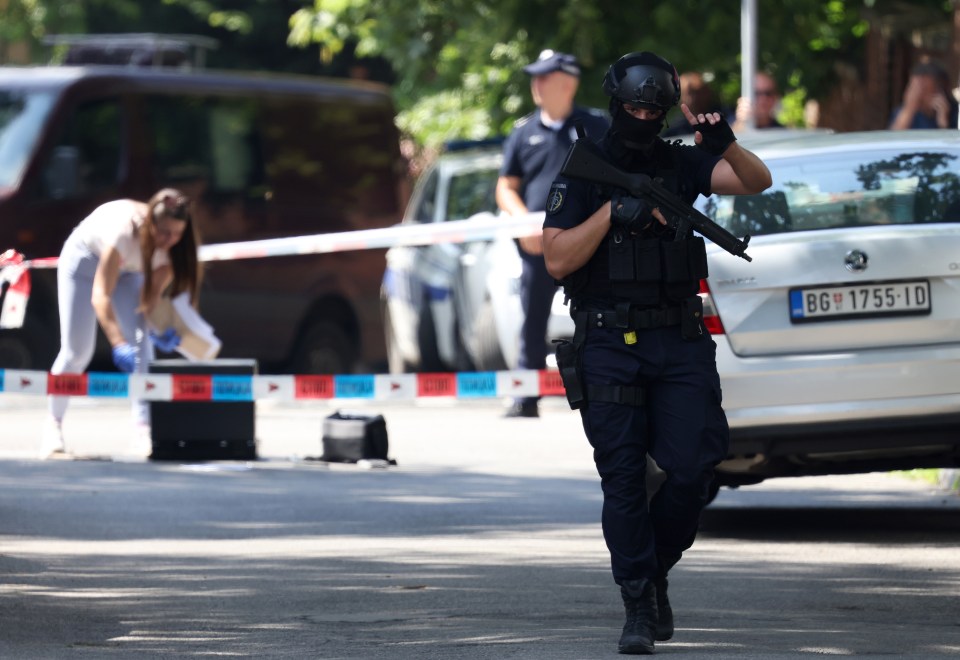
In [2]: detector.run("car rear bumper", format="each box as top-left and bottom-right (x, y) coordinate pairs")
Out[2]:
(715, 339), (960, 481)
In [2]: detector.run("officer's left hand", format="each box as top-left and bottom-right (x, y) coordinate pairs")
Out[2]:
(610, 193), (668, 233)
(150, 328), (181, 353)
(682, 103), (737, 156)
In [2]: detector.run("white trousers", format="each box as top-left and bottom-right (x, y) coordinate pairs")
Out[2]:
(48, 232), (154, 426)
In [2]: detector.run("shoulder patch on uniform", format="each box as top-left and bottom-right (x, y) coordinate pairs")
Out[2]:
(546, 182), (567, 215)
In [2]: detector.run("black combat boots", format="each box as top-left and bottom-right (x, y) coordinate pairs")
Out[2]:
(618, 578), (658, 654)
(655, 574), (673, 641)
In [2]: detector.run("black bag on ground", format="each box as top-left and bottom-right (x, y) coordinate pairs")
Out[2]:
(149, 359), (258, 461)
(321, 411), (389, 463)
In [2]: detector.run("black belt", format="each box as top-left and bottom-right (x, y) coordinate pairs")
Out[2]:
(583, 306), (682, 330)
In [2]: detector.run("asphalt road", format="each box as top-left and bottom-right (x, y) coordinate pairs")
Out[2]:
(1, 394), (959, 659)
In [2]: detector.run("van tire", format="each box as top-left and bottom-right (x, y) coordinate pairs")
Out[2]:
(0, 325), (56, 371)
(0, 330), (35, 369)
(470, 300), (507, 371)
(291, 321), (356, 375)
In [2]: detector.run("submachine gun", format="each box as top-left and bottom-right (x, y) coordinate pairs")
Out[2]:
(559, 137), (753, 262)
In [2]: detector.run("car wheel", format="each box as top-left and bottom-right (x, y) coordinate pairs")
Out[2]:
(383, 301), (413, 374)
(290, 320), (356, 375)
(470, 300), (506, 371)
(451, 317), (476, 373)
(417, 303), (445, 372)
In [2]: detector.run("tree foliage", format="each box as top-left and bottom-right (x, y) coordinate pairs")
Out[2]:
(287, 0), (893, 145)
(3, 0), (954, 149)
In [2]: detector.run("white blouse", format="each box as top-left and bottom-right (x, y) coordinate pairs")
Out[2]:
(72, 200), (170, 273)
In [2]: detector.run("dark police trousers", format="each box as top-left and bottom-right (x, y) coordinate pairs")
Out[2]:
(518, 250), (557, 392)
(578, 322), (729, 584)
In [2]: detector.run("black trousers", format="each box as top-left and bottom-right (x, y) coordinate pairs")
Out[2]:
(578, 323), (729, 584)
(517, 251), (557, 403)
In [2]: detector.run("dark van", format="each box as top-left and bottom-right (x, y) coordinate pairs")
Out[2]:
(0, 64), (407, 373)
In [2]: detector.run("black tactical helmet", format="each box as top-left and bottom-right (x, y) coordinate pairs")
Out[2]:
(602, 52), (680, 112)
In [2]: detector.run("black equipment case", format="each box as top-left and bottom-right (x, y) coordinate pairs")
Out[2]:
(321, 411), (389, 463)
(149, 359), (258, 461)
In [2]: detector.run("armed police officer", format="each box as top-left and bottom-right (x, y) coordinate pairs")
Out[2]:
(541, 52), (771, 655)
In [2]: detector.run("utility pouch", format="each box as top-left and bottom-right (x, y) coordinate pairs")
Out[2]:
(553, 339), (586, 409)
(661, 239), (691, 283)
(687, 236), (709, 280)
(608, 234), (635, 281)
(680, 295), (704, 341)
(634, 238), (661, 283)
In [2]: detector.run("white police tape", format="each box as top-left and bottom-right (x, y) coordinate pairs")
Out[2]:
(2, 368), (565, 401)
(201, 211), (544, 261)
(0, 212), (545, 329)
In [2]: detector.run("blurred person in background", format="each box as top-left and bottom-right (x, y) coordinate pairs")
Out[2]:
(732, 70), (783, 131)
(496, 49), (609, 418)
(889, 59), (959, 130)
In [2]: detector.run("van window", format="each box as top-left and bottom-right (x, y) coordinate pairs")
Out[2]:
(0, 90), (56, 189)
(40, 97), (122, 199)
(146, 95), (264, 194)
(145, 95), (269, 243)
(259, 96), (402, 232)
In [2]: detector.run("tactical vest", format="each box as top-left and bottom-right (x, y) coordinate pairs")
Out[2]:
(562, 140), (708, 307)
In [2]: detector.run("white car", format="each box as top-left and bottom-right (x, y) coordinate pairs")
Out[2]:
(698, 129), (960, 488)
(381, 143), (571, 373)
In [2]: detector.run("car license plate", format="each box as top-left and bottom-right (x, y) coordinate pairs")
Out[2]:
(789, 280), (931, 322)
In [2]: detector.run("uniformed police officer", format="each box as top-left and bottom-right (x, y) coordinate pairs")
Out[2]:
(496, 49), (609, 418)
(541, 52), (771, 654)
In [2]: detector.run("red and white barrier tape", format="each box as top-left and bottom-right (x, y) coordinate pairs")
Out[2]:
(1, 368), (565, 402)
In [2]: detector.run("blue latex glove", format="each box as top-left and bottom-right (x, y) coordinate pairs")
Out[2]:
(111, 343), (137, 373)
(150, 328), (181, 353)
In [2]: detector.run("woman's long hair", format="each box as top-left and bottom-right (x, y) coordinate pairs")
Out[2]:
(140, 188), (202, 308)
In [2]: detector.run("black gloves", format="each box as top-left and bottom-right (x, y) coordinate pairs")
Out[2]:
(610, 191), (654, 234)
(695, 116), (737, 155)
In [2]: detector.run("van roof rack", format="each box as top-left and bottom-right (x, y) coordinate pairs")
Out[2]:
(444, 137), (505, 153)
(43, 33), (219, 69)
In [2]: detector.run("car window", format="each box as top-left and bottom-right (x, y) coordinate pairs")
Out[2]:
(414, 169), (439, 223)
(445, 167), (498, 221)
(701, 149), (960, 236)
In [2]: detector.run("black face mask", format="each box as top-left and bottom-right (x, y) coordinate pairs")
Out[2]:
(611, 110), (664, 148)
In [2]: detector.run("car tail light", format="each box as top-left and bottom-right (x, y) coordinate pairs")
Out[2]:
(699, 279), (724, 335)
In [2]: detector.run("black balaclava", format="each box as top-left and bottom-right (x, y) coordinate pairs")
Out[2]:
(606, 99), (663, 165)
(610, 105), (664, 147)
